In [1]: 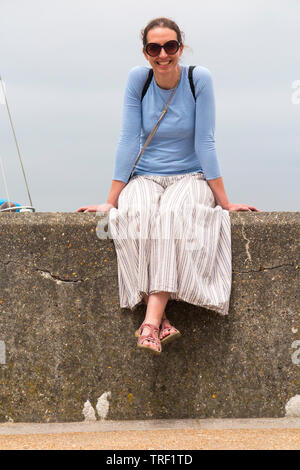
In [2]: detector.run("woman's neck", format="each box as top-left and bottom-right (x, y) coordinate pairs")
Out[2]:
(154, 65), (181, 90)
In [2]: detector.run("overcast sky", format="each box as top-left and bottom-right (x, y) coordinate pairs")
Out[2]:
(0, 0), (299, 212)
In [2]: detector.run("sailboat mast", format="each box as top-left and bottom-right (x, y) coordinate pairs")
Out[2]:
(0, 75), (33, 207)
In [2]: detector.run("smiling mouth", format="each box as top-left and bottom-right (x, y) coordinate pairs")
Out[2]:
(156, 60), (172, 66)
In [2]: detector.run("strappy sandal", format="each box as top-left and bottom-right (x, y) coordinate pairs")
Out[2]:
(136, 323), (162, 355)
(159, 318), (181, 345)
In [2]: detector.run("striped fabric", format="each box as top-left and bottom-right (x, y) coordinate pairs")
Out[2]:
(109, 171), (232, 316)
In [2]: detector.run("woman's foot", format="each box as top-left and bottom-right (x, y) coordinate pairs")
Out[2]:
(136, 323), (162, 354)
(159, 318), (181, 345)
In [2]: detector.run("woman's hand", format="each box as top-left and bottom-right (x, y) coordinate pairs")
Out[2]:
(225, 203), (260, 212)
(207, 178), (260, 213)
(75, 203), (116, 213)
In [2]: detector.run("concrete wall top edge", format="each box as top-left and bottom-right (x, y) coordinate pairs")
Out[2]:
(0, 212), (299, 229)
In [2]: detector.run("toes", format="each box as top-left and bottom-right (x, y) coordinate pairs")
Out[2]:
(147, 339), (159, 351)
(144, 339), (157, 350)
(160, 326), (176, 340)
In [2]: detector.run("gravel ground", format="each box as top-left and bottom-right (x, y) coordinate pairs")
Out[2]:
(0, 428), (299, 450)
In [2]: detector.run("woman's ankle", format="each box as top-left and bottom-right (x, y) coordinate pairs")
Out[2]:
(143, 318), (160, 329)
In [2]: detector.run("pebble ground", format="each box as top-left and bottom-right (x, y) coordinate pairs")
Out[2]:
(0, 428), (299, 450)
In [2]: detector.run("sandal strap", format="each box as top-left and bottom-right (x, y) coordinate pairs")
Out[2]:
(138, 322), (159, 335)
(139, 334), (159, 344)
(138, 333), (161, 352)
(137, 323), (161, 347)
(160, 320), (178, 338)
(161, 319), (173, 332)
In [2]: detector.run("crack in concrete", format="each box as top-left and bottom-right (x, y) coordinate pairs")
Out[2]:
(233, 262), (295, 274)
(36, 268), (84, 284)
(0, 259), (115, 284)
(241, 223), (252, 265)
(2, 259), (296, 281)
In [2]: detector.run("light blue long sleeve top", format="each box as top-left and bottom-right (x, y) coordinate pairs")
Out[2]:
(112, 64), (221, 183)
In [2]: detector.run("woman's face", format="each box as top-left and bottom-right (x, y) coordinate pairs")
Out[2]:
(143, 27), (183, 75)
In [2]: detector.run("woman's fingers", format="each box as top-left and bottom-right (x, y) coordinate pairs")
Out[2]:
(228, 203), (260, 212)
(75, 205), (98, 213)
(75, 203), (115, 213)
(242, 205), (260, 212)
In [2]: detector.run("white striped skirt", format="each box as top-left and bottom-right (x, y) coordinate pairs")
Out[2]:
(108, 171), (232, 315)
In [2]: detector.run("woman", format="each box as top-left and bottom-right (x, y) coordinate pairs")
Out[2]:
(76, 17), (259, 355)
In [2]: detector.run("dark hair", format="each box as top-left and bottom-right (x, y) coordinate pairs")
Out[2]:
(141, 17), (185, 48)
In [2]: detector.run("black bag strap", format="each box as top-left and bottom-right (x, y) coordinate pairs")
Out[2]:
(141, 69), (153, 101)
(188, 65), (196, 100)
(141, 66), (196, 101)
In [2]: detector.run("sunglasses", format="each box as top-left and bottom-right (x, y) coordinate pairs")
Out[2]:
(145, 40), (181, 57)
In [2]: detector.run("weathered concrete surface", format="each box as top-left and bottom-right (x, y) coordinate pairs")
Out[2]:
(0, 212), (299, 422)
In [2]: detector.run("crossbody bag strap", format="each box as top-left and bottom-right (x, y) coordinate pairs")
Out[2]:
(129, 77), (180, 180)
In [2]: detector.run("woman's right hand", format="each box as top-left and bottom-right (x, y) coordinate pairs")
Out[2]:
(75, 203), (116, 213)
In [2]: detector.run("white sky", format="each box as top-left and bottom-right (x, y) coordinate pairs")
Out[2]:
(0, 0), (299, 211)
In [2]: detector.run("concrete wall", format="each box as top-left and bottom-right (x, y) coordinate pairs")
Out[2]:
(0, 212), (299, 423)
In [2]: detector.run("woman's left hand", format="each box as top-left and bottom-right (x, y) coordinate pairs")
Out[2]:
(225, 203), (260, 212)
